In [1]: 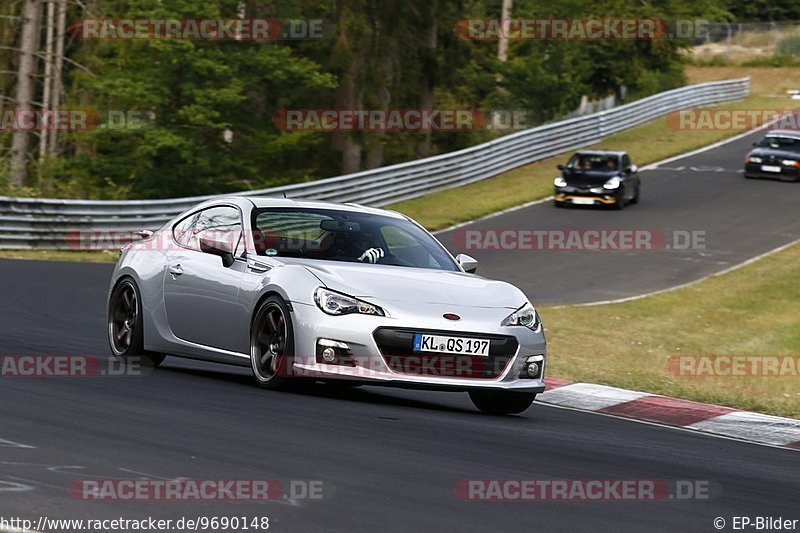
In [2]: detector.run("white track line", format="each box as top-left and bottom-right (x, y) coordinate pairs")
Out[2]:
(433, 197), (553, 235)
(539, 383), (649, 410)
(537, 402), (800, 453)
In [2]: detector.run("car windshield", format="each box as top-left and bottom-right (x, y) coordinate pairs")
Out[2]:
(757, 136), (800, 152)
(251, 207), (459, 271)
(567, 153), (619, 171)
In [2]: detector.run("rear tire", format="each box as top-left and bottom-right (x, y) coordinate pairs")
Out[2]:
(250, 296), (295, 390)
(108, 279), (165, 367)
(469, 390), (536, 415)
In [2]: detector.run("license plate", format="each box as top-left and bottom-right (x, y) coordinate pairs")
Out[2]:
(762, 165), (782, 173)
(413, 334), (490, 356)
(571, 197), (595, 205)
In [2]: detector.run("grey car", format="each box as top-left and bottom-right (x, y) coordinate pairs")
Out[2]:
(107, 197), (547, 414)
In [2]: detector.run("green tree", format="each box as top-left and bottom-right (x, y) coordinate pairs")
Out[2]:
(61, 0), (336, 198)
(727, 0), (800, 22)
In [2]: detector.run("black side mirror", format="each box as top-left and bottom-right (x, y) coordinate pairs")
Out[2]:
(200, 235), (236, 267)
(557, 164), (565, 170)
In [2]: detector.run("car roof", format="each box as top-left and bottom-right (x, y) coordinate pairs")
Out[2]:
(573, 150), (627, 157)
(765, 129), (800, 140)
(217, 196), (407, 220)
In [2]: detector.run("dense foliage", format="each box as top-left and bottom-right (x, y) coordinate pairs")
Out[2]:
(0, 0), (736, 199)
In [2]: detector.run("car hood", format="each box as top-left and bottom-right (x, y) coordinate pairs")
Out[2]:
(282, 259), (526, 309)
(747, 148), (800, 160)
(563, 169), (619, 186)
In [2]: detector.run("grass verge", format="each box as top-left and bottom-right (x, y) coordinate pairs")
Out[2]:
(541, 241), (800, 419)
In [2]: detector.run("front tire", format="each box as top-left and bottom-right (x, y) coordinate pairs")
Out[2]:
(250, 296), (295, 390)
(613, 189), (626, 210)
(108, 279), (165, 367)
(630, 185), (640, 205)
(469, 390), (536, 415)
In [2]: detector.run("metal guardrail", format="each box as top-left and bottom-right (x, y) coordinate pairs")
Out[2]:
(0, 78), (750, 249)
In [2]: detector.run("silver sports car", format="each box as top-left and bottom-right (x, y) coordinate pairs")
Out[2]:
(107, 197), (547, 414)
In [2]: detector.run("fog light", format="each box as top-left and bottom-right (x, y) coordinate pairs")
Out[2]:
(316, 339), (355, 366)
(321, 347), (337, 363)
(520, 355), (544, 379)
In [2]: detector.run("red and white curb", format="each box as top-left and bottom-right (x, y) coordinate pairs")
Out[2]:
(540, 378), (800, 451)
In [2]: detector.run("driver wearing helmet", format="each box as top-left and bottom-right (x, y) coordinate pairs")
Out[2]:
(338, 230), (385, 263)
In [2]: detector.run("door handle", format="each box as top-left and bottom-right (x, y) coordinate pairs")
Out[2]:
(168, 264), (183, 276)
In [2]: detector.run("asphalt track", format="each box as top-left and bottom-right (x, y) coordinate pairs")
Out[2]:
(2, 126), (800, 532)
(437, 126), (800, 304)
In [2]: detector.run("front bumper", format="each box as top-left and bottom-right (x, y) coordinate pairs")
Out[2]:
(285, 301), (547, 393)
(744, 163), (800, 180)
(554, 187), (619, 205)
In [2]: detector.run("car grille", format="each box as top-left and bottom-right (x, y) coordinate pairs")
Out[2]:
(373, 327), (518, 379)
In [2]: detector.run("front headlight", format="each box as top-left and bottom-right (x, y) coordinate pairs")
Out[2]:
(501, 302), (541, 332)
(554, 176), (568, 187)
(782, 159), (800, 167)
(747, 156), (762, 164)
(603, 176), (621, 190)
(314, 287), (385, 316)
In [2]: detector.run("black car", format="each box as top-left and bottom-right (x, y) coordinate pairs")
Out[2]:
(553, 150), (641, 209)
(744, 130), (800, 181)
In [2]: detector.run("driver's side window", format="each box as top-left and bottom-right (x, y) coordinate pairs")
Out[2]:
(176, 206), (243, 257)
(622, 155), (632, 170)
(380, 226), (437, 268)
(173, 212), (200, 250)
